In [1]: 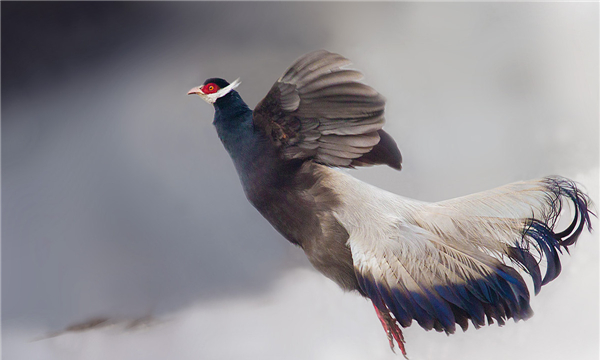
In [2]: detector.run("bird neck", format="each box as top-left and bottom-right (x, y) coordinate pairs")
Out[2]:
(213, 90), (250, 113)
(213, 96), (252, 151)
(212, 91), (304, 207)
(212, 91), (267, 177)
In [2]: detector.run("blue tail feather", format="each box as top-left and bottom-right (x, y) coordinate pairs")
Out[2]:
(356, 176), (592, 335)
(507, 245), (542, 294)
(517, 177), (594, 287)
(378, 283), (412, 327)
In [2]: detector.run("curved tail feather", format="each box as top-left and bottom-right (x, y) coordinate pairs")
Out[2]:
(344, 175), (594, 333)
(514, 177), (593, 293)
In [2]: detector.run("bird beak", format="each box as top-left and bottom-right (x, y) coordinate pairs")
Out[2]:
(187, 86), (204, 95)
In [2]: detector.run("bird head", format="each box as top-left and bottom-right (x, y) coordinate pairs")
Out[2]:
(187, 78), (241, 104)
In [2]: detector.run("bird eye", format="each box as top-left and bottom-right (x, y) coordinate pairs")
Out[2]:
(203, 83), (219, 94)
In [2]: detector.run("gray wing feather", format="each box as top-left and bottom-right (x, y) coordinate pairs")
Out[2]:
(254, 50), (399, 168)
(320, 133), (380, 147)
(298, 70), (364, 94)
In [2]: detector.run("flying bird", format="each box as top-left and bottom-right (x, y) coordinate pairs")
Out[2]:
(188, 50), (593, 357)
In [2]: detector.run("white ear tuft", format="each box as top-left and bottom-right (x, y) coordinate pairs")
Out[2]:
(228, 78), (241, 90)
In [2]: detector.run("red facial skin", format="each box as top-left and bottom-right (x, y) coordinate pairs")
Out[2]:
(202, 83), (220, 94)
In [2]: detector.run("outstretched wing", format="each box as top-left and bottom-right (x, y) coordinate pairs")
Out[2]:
(348, 176), (593, 333)
(253, 50), (402, 169)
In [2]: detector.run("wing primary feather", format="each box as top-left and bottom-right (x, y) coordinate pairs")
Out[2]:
(316, 153), (353, 167)
(316, 141), (372, 153)
(318, 147), (365, 159)
(294, 55), (352, 87)
(280, 50), (331, 82)
(299, 70), (364, 94)
(319, 133), (380, 147)
(317, 114), (385, 129)
(301, 83), (380, 99)
(320, 122), (384, 136)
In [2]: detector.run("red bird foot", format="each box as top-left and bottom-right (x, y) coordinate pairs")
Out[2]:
(373, 302), (408, 358)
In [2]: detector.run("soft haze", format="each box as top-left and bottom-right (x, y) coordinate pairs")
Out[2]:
(3, 3), (598, 360)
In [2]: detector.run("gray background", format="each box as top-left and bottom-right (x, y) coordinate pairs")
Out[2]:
(3, 2), (598, 360)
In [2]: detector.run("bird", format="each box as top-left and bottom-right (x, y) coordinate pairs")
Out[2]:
(188, 50), (593, 357)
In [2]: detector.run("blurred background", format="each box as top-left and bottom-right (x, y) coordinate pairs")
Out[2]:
(2, 2), (598, 360)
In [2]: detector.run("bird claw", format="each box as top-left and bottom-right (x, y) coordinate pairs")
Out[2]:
(373, 302), (408, 358)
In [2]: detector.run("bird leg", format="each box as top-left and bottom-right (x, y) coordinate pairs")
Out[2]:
(372, 302), (408, 358)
